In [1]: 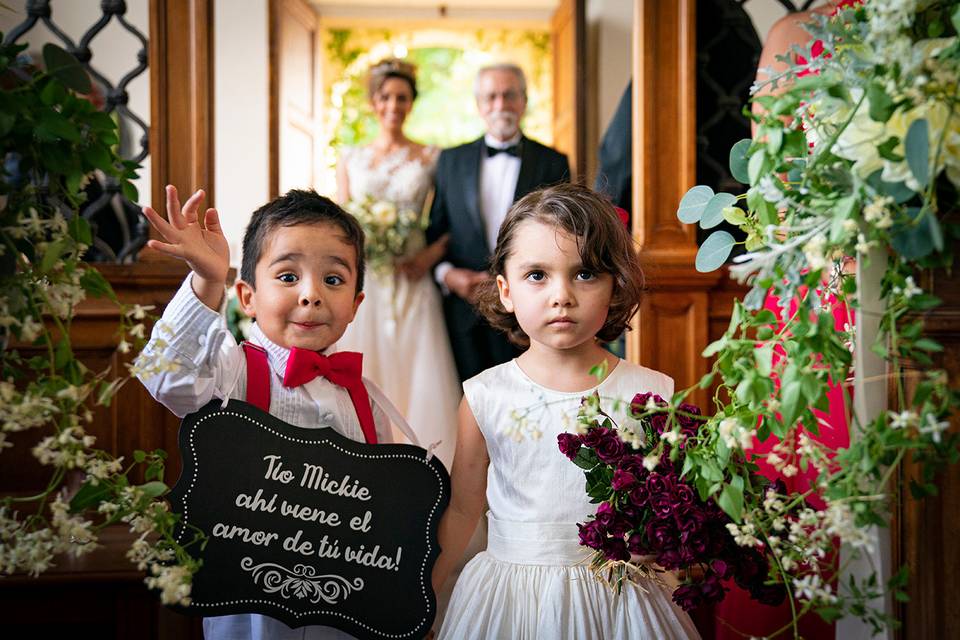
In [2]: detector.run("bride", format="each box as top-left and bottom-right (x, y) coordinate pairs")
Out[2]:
(336, 59), (460, 471)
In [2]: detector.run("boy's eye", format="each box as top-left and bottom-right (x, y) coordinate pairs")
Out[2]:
(525, 271), (545, 282)
(576, 270), (596, 281)
(325, 275), (345, 286)
(277, 272), (298, 284)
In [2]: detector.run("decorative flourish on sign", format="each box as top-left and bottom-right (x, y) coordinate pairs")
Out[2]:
(240, 557), (364, 604)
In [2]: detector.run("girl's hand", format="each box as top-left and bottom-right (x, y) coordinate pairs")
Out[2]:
(143, 185), (230, 307)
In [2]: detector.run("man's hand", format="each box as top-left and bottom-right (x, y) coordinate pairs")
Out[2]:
(444, 267), (488, 302)
(143, 185), (230, 309)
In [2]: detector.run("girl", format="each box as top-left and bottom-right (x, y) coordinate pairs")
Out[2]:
(432, 183), (700, 639)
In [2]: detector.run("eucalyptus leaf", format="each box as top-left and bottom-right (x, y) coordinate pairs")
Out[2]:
(891, 206), (936, 259)
(701, 192), (737, 229)
(729, 139), (752, 184)
(696, 231), (735, 272)
(905, 118), (929, 188)
(677, 185), (714, 223)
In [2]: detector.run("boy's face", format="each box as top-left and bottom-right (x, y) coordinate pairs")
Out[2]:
(236, 222), (364, 352)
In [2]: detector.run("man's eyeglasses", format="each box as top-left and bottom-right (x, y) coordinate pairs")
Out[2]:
(478, 90), (524, 105)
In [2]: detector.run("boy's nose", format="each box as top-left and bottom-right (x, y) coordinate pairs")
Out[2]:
(299, 286), (323, 307)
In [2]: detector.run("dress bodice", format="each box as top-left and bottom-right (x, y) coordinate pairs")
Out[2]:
(344, 144), (437, 212)
(463, 359), (674, 527)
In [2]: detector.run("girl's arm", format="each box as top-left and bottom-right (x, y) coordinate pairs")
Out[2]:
(431, 396), (489, 593)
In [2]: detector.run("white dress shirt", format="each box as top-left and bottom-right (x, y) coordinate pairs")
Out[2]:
(434, 132), (523, 292)
(138, 274), (392, 640)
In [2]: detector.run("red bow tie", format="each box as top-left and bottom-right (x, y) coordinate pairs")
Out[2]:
(282, 348), (378, 444)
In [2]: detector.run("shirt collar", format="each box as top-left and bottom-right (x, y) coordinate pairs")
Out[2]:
(483, 132), (522, 150)
(248, 321), (336, 379)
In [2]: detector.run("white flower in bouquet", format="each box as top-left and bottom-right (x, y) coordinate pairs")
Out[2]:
(370, 200), (398, 226)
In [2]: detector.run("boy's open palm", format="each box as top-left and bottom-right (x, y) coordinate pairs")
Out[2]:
(143, 185), (230, 285)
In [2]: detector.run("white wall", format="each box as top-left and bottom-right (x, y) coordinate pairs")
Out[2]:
(214, 0), (270, 269)
(0, 0), (151, 205)
(585, 0), (632, 187)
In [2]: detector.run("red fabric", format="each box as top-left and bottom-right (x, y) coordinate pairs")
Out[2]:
(711, 290), (852, 639)
(613, 206), (630, 228)
(282, 348), (378, 445)
(242, 342), (271, 412)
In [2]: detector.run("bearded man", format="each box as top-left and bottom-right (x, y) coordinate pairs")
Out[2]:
(426, 63), (570, 381)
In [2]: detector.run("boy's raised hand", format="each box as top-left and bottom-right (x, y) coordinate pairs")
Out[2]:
(143, 185), (230, 309)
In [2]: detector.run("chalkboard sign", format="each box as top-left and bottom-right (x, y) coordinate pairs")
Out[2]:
(167, 400), (450, 638)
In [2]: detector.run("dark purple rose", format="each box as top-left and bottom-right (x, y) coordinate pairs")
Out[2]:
(557, 432), (582, 461)
(629, 484), (650, 508)
(679, 533), (708, 557)
(582, 426), (611, 449)
(630, 392), (665, 416)
(657, 549), (683, 570)
(672, 582), (702, 611)
(611, 468), (637, 491)
(710, 559), (734, 579)
(734, 549), (769, 590)
(619, 454), (648, 479)
(577, 520), (606, 550)
(674, 483), (695, 506)
(602, 536), (630, 562)
(595, 502), (616, 528)
(676, 402), (702, 432)
(595, 432), (627, 464)
(675, 507), (707, 533)
(619, 504), (642, 524)
(650, 413), (668, 434)
(627, 532), (648, 555)
(649, 493), (676, 518)
(700, 574), (726, 604)
(608, 516), (632, 538)
(646, 472), (673, 496)
(645, 518), (677, 551)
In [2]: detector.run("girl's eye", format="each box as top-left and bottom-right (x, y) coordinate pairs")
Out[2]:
(325, 275), (345, 286)
(277, 272), (298, 284)
(576, 270), (596, 281)
(525, 271), (545, 282)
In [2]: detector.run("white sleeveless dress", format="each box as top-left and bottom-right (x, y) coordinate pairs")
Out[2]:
(338, 145), (460, 471)
(439, 359), (702, 640)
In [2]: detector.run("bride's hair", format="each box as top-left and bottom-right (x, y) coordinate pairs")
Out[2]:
(367, 58), (418, 101)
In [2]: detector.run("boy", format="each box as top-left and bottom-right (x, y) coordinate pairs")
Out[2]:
(138, 185), (392, 639)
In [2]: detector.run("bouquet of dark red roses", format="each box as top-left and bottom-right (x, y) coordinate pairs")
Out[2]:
(559, 392), (786, 611)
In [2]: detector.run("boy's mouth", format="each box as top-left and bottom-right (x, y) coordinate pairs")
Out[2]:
(292, 321), (324, 329)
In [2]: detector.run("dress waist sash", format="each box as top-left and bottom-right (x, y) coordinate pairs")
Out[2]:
(485, 513), (592, 566)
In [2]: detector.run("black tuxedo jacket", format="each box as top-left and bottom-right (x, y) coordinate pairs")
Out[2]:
(426, 134), (569, 348)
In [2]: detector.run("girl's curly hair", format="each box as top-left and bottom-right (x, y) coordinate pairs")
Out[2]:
(475, 183), (644, 348)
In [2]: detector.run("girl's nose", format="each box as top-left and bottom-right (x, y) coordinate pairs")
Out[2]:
(551, 282), (575, 307)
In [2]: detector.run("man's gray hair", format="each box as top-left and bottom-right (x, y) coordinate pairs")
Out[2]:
(474, 63), (527, 98)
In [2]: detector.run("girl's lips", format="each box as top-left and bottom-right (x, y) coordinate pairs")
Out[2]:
(548, 318), (575, 325)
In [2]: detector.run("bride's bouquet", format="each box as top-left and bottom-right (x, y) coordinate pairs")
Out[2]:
(344, 194), (421, 274)
(560, 392), (786, 611)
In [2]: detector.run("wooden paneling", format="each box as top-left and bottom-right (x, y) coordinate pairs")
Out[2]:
(895, 241), (960, 638)
(0, 263), (199, 638)
(148, 0), (215, 212)
(551, 0), (586, 181)
(269, 0), (321, 198)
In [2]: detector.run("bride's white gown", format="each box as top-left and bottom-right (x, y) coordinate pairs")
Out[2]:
(338, 145), (460, 470)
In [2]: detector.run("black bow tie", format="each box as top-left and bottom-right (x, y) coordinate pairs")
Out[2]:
(486, 144), (519, 158)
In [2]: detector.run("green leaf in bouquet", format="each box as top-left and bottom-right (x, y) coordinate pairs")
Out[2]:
(39, 238), (67, 273)
(701, 192), (737, 230)
(765, 127), (783, 156)
(866, 170), (915, 204)
(891, 206), (936, 259)
(953, 4), (960, 34)
(729, 139), (752, 184)
(69, 478), (113, 514)
(747, 150), (767, 186)
(37, 111), (81, 142)
(905, 118), (929, 188)
(122, 180), (140, 204)
(80, 267), (115, 298)
(138, 481), (169, 499)
(877, 136), (904, 162)
(695, 231), (735, 273)
(867, 83), (895, 123)
(573, 447), (599, 470)
(780, 379), (803, 428)
(677, 185), (714, 223)
(717, 479), (744, 522)
(754, 344), (773, 378)
(722, 205), (747, 226)
(69, 215), (93, 246)
(40, 79), (67, 106)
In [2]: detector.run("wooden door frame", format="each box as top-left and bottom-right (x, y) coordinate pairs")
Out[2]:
(149, 0), (215, 209)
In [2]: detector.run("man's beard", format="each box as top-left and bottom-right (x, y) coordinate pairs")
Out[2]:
(487, 111), (519, 139)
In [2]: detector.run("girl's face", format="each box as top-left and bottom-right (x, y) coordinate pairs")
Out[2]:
(372, 77), (413, 131)
(496, 220), (614, 354)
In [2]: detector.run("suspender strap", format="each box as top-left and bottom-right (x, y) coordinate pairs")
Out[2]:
(242, 342), (271, 412)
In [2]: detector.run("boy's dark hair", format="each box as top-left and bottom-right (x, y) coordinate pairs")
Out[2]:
(476, 183), (644, 347)
(240, 189), (366, 293)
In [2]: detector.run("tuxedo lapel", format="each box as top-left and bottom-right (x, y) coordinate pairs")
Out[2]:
(462, 138), (486, 250)
(513, 135), (537, 201)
